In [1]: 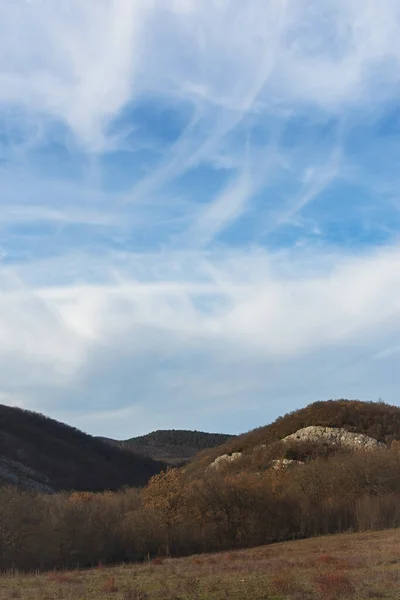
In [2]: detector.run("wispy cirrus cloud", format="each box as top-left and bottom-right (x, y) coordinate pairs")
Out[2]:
(1, 243), (400, 436)
(0, 1), (400, 436)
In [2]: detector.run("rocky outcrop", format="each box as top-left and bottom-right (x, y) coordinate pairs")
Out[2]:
(271, 458), (304, 470)
(207, 426), (385, 472)
(282, 426), (385, 450)
(0, 457), (54, 493)
(208, 452), (242, 470)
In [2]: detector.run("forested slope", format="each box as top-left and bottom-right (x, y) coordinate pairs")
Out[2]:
(104, 429), (235, 464)
(189, 399), (400, 471)
(0, 404), (166, 491)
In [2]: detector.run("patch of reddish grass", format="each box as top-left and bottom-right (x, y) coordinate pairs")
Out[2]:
(47, 572), (74, 584)
(336, 559), (353, 571)
(315, 553), (354, 571)
(270, 572), (298, 596)
(102, 575), (119, 593)
(151, 557), (165, 566)
(314, 571), (355, 599)
(226, 553), (241, 561)
(316, 553), (337, 565)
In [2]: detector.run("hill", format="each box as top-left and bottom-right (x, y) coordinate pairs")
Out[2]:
(0, 404), (166, 492)
(189, 399), (400, 471)
(102, 429), (235, 465)
(1, 398), (400, 574)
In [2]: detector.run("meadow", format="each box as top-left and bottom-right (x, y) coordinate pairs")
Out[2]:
(0, 528), (398, 600)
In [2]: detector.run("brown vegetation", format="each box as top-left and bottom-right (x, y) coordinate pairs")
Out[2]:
(0, 529), (399, 599)
(1, 441), (400, 572)
(1, 398), (400, 582)
(189, 399), (400, 472)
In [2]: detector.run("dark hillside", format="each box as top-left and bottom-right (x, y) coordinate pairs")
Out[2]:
(0, 404), (166, 492)
(103, 429), (235, 465)
(190, 399), (400, 470)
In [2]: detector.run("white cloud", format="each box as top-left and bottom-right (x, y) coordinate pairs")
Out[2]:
(1, 244), (399, 435)
(1, 1), (400, 436)
(0, 0), (150, 151)
(184, 167), (253, 247)
(1, 0), (400, 152)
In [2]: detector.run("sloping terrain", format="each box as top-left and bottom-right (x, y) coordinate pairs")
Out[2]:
(0, 404), (166, 492)
(102, 429), (235, 465)
(189, 399), (400, 472)
(1, 529), (399, 599)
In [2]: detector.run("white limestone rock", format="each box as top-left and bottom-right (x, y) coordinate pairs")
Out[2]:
(208, 452), (242, 470)
(282, 426), (385, 450)
(271, 458), (304, 470)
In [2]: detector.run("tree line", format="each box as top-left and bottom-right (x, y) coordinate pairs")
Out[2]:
(1, 443), (400, 572)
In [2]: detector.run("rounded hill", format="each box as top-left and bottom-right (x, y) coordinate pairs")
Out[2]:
(189, 399), (400, 471)
(109, 429), (235, 465)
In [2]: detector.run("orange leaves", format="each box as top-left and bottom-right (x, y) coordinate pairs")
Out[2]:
(68, 491), (94, 505)
(142, 468), (188, 527)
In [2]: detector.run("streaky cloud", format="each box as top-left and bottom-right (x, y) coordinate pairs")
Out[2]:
(0, 1), (400, 435)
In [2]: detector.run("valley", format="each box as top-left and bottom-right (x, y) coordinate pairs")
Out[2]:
(1, 398), (400, 595)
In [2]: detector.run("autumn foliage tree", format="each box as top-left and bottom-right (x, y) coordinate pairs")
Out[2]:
(142, 468), (190, 555)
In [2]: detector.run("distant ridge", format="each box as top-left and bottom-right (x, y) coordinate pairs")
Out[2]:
(101, 429), (235, 465)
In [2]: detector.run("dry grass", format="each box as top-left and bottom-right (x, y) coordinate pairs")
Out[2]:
(0, 529), (398, 599)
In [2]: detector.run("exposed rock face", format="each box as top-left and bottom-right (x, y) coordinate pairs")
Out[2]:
(208, 452), (242, 469)
(208, 426), (384, 471)
(0, 457), (54, 493)
(271, 458), (304, 470)
(282, 426), (385, 450)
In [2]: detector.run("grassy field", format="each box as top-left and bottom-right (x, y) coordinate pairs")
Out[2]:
(0, 529), (399, 599)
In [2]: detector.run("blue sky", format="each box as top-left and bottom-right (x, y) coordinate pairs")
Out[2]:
(1, 0), (400, 438)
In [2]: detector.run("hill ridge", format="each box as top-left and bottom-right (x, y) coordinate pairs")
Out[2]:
(189, 399), (400, 471)
(0, 403), (166, 492)
(102, 428), (235, 465)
